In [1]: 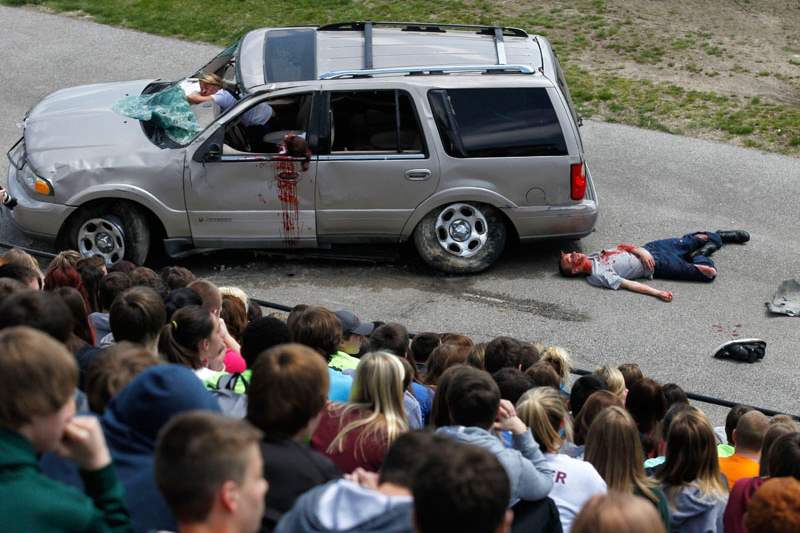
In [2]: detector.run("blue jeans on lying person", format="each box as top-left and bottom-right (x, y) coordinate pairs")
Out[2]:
(643, 231), (723, 282)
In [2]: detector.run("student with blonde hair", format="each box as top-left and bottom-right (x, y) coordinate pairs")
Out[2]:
(584, 406), (671, 529)
(312, 352), (408, 473)
(593, 365), (626, 401)
(517, 387), (606, 532)
(540, 346), (572, 393)
(657, 409), (727, 532)
(572, 492), (666, 533)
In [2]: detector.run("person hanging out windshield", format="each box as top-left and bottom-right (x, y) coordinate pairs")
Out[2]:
(559, 230), (750, 302)
(187, 73), (274, 152)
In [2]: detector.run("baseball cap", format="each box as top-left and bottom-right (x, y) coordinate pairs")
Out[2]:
(335, 309), (374, 336)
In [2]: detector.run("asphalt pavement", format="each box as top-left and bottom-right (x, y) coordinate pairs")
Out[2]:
(1, 5), (799, 422)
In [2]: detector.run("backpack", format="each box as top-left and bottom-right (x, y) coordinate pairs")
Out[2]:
(215, 372), (250, 394)
(210, 388), (248, 419)
(209, 372), (249, 418)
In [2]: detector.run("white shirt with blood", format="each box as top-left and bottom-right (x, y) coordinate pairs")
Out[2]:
(543, 453), (607, 533)
(586, 249), (652, 290)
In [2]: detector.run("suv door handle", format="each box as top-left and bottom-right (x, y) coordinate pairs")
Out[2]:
(405, 169), (432, 181)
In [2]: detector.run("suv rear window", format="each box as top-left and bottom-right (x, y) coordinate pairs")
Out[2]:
(428, 88), (567, 158)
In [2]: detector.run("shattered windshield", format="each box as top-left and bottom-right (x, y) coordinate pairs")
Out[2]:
(114, 85), (201, 144)
(121, 40), (242, 147)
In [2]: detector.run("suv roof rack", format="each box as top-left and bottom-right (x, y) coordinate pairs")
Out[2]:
(319, 64), (535, 80)
(317, 21), (529, 70)
(317, 21), (528, 38)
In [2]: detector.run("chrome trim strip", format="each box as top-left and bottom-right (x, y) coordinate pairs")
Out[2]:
(317, 153), (426, 161)
(319, 64), (535, 79)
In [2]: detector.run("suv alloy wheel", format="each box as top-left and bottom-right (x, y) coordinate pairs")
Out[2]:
(62, 201), (151, 266)
(413, 202), (506, 274)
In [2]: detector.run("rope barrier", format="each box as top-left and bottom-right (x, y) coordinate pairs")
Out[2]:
(0, 239), (56, 259)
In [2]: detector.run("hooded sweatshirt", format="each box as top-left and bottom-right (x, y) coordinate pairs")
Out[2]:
(89, 312), (111, 344)
(275, 479), (414, 533)
(436, 426), (554, 506)
(723, 476), (766, 533)
(43, 364), (221, 533)
(665, 484), (727, 533)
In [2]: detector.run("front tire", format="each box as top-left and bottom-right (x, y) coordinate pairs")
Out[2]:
(62, 202), (150, 266)
(413, 202), (506, 274)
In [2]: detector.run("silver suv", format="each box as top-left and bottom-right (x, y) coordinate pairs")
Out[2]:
(6, 21), (598, 273)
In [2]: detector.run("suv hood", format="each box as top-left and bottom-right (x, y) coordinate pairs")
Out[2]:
(24, 79), (162, 179)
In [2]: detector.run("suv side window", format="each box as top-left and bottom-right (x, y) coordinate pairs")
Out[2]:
(222, 92), (313, 155)
(328, 90), (425, 154)
(428, 88), (567, 158)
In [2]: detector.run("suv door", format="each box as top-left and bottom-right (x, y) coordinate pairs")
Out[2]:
(315, 87), (440, 241)
(185, 88), (320, 248)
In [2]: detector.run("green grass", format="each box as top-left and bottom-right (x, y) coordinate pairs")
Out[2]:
(566, 65), (800, 154)
(3, 0), (798, 156)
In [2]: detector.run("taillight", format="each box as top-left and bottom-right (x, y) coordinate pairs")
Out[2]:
(570, 162), (586, 200)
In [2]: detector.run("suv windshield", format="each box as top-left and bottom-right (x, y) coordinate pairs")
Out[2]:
(191, 41), (240, 83)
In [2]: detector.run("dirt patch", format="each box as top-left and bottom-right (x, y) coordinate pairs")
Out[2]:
(577, 0), (800, 105)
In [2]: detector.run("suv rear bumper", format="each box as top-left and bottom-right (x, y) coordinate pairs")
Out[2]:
(6, 162), (73, 241)
(506, 199), (598, 240)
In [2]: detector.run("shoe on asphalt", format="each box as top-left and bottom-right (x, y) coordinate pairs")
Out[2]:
(690, 242), (720, 259)
(713, 338), (766, 363)
(716, 230), (750, 244)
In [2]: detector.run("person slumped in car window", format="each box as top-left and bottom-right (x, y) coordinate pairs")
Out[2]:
(187, 73), (274, 152)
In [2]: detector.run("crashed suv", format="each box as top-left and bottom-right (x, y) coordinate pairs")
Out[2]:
(6, 21), (598, 273)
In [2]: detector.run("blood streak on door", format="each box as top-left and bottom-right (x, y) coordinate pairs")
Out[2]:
(274, 157), (300, 244)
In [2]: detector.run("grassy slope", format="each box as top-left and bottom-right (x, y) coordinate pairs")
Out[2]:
(4, 0), (799, 156)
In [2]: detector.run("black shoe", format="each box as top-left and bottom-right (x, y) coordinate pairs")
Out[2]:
(716, 230), (750, 244)
(713, 339), (766, 363)
(691, 242), (720, 259)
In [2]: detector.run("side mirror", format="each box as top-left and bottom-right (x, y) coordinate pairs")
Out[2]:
(203, 143), (222, 161)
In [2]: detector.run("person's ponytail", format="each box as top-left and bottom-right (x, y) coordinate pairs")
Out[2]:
(157, 305), (213, 369)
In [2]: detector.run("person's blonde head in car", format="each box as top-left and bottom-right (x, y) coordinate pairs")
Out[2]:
(199, 73), (223, 87)
(198, 73), (224, 96)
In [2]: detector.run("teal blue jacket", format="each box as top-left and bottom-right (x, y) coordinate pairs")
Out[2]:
(0, 428), (132, 532)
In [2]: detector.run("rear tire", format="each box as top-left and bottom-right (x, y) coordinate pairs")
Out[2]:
(413, 202), (506, 274)
(62, 201), (150, 266)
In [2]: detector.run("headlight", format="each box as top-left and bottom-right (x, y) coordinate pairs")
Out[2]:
(20, 165), (54, 196)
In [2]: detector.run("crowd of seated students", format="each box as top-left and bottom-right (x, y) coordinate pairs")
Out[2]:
(1, 246), (800, 533)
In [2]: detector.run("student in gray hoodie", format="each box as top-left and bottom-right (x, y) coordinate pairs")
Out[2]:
(89, 272), (131, 345)
(657, 409), (728, 533)
(435, 366), (554, 506)
(275, 431), (448, 533)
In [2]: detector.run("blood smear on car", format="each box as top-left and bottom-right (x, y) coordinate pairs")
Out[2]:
(274, 158), (300, 244)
